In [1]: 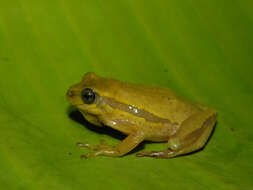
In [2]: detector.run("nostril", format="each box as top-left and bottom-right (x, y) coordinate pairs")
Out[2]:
(67, 90), (74, 98)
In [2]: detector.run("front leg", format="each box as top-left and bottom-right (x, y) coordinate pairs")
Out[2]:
(78, 132), (145, 158)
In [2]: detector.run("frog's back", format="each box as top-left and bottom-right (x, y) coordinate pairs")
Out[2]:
(84, 73), (203, 123)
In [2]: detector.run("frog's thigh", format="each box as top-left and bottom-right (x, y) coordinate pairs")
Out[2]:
(137, 110), (216, 158)
(166, 110), (217, 157)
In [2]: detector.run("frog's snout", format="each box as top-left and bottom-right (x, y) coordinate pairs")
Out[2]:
(66, 88), (77, 103)
(66, 89), (77, 105)
(67, 89), (75, 98)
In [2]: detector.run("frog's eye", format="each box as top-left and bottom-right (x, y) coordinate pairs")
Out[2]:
(81, 88), (96, 104)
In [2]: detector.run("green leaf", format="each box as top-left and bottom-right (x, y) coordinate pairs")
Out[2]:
(0, 0), (252, 189)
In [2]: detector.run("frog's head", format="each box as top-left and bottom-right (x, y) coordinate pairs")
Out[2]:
(66, 72), (114, 117)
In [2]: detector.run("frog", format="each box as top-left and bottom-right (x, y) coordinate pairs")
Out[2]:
(66, 72), (217, 159)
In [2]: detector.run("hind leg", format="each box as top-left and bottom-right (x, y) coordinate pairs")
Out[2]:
(136, 110), (217, 158)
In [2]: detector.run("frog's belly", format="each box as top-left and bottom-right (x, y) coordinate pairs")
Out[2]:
(100, 116), (180, 142)
(144, 123), (180, 142)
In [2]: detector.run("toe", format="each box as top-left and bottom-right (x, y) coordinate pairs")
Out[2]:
(136, 150), (175, 158)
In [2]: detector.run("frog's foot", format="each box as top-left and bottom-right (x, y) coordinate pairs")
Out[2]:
(77, 133), (145, 158)
(136, 150), (177, 158)
(80, 149), (116, 159)
(77, 140), (121, 159)
(76, 140), (109, 150)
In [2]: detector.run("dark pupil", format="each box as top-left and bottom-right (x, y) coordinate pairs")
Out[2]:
(81, 88), (96, 104)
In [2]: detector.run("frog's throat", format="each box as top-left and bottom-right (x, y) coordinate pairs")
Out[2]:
(102, 96), (176, 124)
